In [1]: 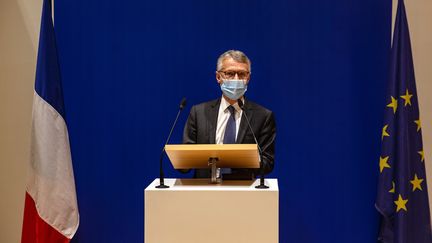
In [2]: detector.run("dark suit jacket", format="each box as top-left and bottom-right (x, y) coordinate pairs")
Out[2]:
(182, 98), (276, 179)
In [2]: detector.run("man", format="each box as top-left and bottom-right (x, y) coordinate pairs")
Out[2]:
(183, 50), (276, 179)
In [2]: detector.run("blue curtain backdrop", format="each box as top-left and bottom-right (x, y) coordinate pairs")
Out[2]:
(55, 0), (391, 242)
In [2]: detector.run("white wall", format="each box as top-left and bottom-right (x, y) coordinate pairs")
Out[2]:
(0, 0), (41, 242)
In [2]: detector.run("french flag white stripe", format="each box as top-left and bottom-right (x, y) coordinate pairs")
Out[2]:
(26, 91), (79, 239)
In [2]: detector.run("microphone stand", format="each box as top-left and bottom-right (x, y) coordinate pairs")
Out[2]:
(238, 99), (269, 189)
(156, 98), (186, 188)
(156, 148), (170, 188)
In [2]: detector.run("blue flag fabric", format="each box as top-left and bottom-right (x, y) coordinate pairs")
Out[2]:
(35, 0), (66, 117)
(375, 0), (432, 242)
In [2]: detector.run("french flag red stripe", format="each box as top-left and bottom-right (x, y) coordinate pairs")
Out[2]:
(21, 193), (69, 243)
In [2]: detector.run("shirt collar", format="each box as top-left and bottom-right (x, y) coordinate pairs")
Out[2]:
(220, 96), (244, 113)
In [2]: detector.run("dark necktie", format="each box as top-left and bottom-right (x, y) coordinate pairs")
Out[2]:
(223, 105), (236, 144)
(221, 105), (235, 176)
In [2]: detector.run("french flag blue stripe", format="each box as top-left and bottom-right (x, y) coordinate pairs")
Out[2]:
(34, 0), (66, 118)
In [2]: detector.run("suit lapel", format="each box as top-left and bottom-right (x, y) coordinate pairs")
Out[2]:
(236, 99), (253, 144)
(207, 98), (221, 144)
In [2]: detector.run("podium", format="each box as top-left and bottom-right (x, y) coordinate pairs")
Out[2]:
(144, 178), (279, 243)
(165, 144), (260, 169)
(164, 144), (260, 183)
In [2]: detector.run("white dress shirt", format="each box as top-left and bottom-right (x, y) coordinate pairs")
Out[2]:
(215, 96), (243, 144)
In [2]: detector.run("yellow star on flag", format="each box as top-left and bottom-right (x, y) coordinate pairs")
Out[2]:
(394, 194), (408, 212)
(379, 156), (391, 173)
(410, 174), (424, 191)
(389, 181), (395, 193)
(382, 124), (390, 140)
(418, 150), (425, 162)
(400, 89), (413, 106)
(387, 96), (398, 114)
(414, 119), (421, 132)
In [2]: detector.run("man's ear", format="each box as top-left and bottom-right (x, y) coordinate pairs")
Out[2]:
(216, 71), (222, 84)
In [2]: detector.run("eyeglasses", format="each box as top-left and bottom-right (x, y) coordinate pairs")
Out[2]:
(218, 70), (250, 79)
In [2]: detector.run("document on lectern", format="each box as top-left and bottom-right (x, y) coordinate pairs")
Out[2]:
(164, 144), (260, 169)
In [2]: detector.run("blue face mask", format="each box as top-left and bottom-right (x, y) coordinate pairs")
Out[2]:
(220, 79), (248, 100)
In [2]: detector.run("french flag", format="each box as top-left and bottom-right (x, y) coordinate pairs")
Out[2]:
(21, 0), (79, 242)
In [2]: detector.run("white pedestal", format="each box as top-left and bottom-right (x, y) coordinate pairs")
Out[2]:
(144, 178), (278, 243)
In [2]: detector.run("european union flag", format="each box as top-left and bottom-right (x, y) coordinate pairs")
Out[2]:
(375, 0), (432, 242)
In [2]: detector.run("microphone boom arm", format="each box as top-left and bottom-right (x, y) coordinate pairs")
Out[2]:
(237, 99), (269, 189)
(156, 98), (187, 189)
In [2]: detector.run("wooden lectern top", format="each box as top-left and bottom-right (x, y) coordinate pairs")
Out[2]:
(164, 144), (260, 169)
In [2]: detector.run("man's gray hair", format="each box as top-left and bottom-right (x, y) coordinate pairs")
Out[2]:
(216, 50), (251, 72)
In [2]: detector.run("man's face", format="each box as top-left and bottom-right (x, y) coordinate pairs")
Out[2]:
(216, 58), (250, 85)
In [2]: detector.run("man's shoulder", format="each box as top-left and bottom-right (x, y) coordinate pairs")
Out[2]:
(190, 98), (273, 115)
(191, 98), (220, 110)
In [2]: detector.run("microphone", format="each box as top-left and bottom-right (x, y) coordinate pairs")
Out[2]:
(237, 99), (269, 189)
(156, 97), (187, 188)
(179, 97), (187, 110)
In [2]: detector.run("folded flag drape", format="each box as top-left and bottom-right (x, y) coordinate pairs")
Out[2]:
(21, 0), (79, 242)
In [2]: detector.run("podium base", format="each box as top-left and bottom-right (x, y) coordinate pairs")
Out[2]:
(145, 178), (279, 243)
